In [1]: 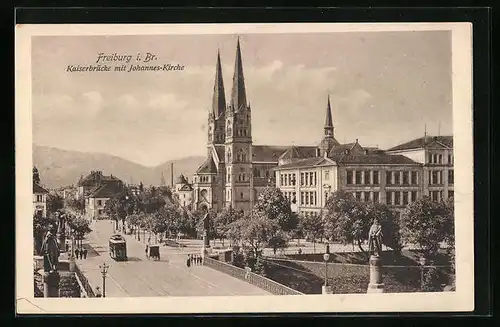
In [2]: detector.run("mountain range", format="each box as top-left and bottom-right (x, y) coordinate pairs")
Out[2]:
(32, 144), (206, 189)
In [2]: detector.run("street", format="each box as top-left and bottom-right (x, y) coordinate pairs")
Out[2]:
(74, 220), (270, 297)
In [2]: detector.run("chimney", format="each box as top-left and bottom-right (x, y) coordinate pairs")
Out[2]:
(170, 162), (174, 187)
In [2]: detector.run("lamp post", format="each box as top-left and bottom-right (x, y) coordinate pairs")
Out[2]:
(322, 252), (332, 294)
(419, 256), (427, 291)
(99, 262), (110, 298)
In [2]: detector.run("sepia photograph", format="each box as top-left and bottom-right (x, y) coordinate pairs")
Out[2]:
(16, 22), (474, 314)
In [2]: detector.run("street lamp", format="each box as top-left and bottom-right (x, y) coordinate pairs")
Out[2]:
(323, 252), (330, 286)
(419, 256), (427, 291)
(99, 262), (110, 298)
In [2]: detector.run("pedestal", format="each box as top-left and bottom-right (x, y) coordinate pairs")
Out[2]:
(69, 256), (76, 272)
(42, 271), (60, 298)
(322, 285), (333, 294)
(367, 255), (384, 293)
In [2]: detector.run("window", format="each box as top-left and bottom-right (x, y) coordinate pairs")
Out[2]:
(347, 170), (353, 185)
(301, 192), (305, 205)
(305, 173), (309, 186)
(36, 195), (43, 202)
(254, 168), (260, 178)
(373, 171), (379, 185)
(301, 173), (305, 186)
(394, 192), (401, 205)
(313, 192), (317, 206)
(240, 192), (244, 199)
(394, 171), (401, 185)
(355, 171), (362, 185)
(411, 171), (418, 185)
(325, 171), (330, 180)
(98, 209), (103, 215)
(411, 191), (417, 202)
(284, 174), (288, 186)
(386, 171), (392, 185)
(402, 192), (409, 205)
(314, 172), (317, 186)
(431, 191), (439, 202)
(402, 171), (409, 185)
(305, 192), (309, 205)
(364, 171), (370, 185)
(386, 192), (393, 205)
(364, 192), (370, 202)
(355, 192), (362, 201)
(448, 170), (454, 185)
(373, 192), (379, 203)
(448, 154), (453, 164)
(448, 190), (454, 199)
(292, 192), (297, 204)
(438, 154), (443, 164)
(291, 174), (296, 185)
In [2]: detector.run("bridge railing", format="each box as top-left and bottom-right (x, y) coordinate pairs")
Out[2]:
(74, 264), (95, 298)
(203, 257), (303, 295)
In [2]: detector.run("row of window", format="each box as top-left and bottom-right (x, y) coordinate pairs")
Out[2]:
(386, 171), (419, 186)
(386, 191), (418, 206)
(227, 148), (249, 163)
(429, 153), (453, 165)
(352, 191), (380, 203)
(347, 170), (381, 185)
(280, 173), (296, 186)
(428, 169), (454, 185)
(300, 172), (317, 187)
(300, 191), (318, 206)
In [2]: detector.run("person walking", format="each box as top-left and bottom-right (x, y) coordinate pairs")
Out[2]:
(75, 248), (80, 260)
(198, 255), (202, 265)
(83, 248), (88, 259)
(145, 244), (149, 259)
(186, 255), (191, 268)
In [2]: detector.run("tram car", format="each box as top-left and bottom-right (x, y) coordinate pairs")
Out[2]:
(109, 234), (127, 261)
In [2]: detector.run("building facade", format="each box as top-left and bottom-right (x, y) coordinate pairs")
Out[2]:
(33, 183), (49, 218)
(174, 174), (194, 208)
(77, 171), (124, 220)
(191, 38), (454, 216)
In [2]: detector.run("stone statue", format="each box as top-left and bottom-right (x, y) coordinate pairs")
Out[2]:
(203, 213), (210, 231)
(40, 226), (60, 273)
(368, 218), (383, 258)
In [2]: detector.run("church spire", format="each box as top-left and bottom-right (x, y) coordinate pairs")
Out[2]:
(212, 49), (226, 119)
(230, 37), (247, 112)
(324, 95), (334, 137)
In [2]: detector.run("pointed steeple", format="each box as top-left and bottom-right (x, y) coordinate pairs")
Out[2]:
(230, 37), (247, 112)
(212, 49), (226, 119)
(325, 95), (333, 131)
(324, 95), (334, 137)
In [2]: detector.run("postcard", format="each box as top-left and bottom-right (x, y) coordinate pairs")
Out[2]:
(16, 22), (474, 314)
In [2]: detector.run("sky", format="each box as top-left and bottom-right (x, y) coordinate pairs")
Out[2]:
(31, 31), (452, 167)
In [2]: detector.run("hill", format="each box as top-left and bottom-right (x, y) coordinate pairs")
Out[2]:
(32, 144), (205, 189)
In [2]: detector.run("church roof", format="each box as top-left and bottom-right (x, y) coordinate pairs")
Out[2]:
(277, 157), (325, 169)
(230, 37), (247, 112)
(33, 183), (49, 194)
(387, 136), (453, 151)
(212, 50), (226, 119)
(252, 145), (289, 162)
(196, 157), (218, 174)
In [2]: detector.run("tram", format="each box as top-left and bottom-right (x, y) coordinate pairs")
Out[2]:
(109, 234), (127, 261)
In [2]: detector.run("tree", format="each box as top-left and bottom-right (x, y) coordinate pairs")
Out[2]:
(323, 190), (401, 255)
(46, 193), (64, 215)
(254, 186), (297, 232)
(67, 215), (92, 246)
(227, 211), (280, 258)
(213, 207), (242, 246)
(139, 182), (144, 193)
(400, 196), (453, 258)
(33, 166), (40, 185)
(33, 212), (57, 254)
(268, 230), (288, 256)
(65, 196), (85, 213)
(299, 212), (325, 253)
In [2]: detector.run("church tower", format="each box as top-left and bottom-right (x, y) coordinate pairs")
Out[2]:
(207, 50), (227, 155)
(319, 95), (340, 156)
(224, 37), (253, 212)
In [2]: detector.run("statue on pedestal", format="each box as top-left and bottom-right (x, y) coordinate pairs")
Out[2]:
(368, 218), (383, 258)
(40, 226), (60, 273)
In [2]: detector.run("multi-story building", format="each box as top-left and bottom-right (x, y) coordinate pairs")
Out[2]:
(77, 170), (124, 220)
(33, 183), (49, 218)
(386, 135), (454, 202)
(191, 37), (454, 216)
(174, 174), (193, 208)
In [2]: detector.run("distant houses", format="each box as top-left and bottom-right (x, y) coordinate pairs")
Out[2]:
(77, 170), (124, 220)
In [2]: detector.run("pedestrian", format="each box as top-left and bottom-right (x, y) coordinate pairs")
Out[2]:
(83, 248), (88, 259)
(145, 244), (149, 259)
(198, 255), (202, 265)
(75, 248), (80, 260)
(79, 248), (83, 259)
(186, 255), (191, 268)
(195, 255), (199, 265)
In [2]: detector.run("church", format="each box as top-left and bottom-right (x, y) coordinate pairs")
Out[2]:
(190, 38), (454, 216)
